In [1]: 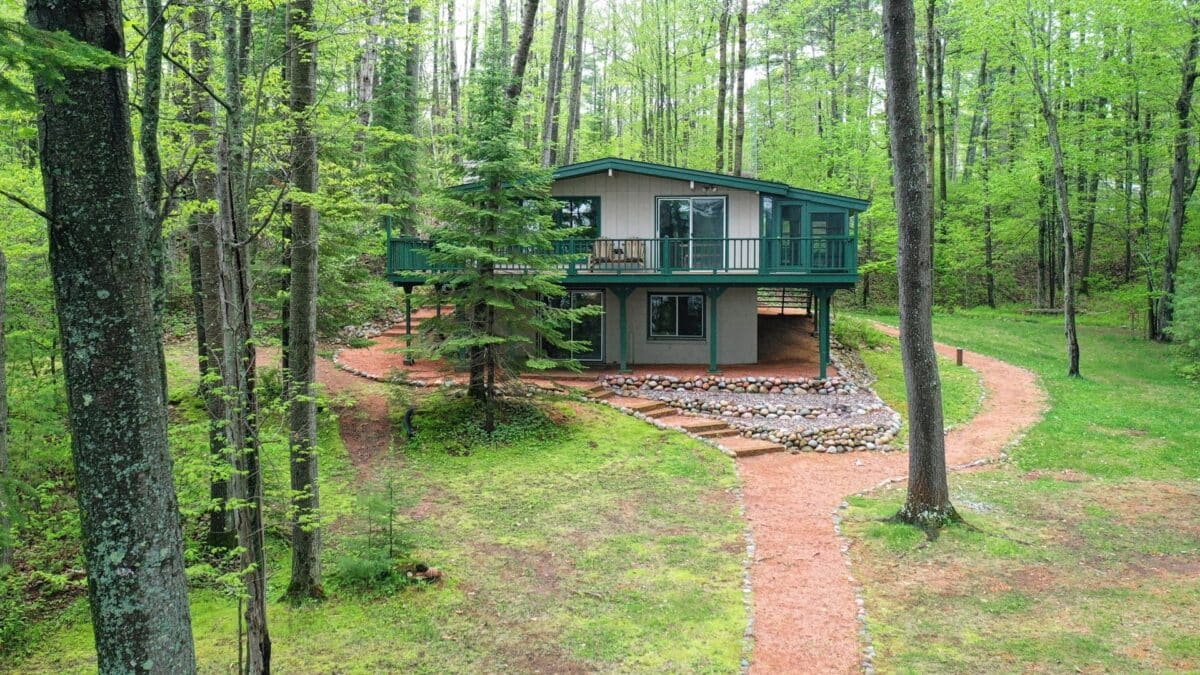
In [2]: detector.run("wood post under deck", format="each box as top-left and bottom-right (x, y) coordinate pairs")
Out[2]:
(704, 286), (727, 374)
(816, 289), (832, 379)
(614, 287), (634, 372)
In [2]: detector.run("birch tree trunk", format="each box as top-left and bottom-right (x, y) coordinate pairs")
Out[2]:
(26, 0), (197, 666)
(883, 0), (957, 527)
(285, 0), (324, 602)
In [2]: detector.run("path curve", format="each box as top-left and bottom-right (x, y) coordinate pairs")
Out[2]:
(739, 326), (1047, 674)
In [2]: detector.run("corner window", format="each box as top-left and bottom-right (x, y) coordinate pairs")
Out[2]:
(554, 197), (600, 238)
(648, 293), (705, 339)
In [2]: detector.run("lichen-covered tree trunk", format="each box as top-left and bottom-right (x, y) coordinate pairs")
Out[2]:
(540, 0), (570, 167)
(284, 0), (324, 601)
(25, 0), (196, 668)
(883, 0), (957, 527)
(715, 0), (730, 172)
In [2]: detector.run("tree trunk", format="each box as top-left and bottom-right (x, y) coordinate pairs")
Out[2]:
(982, 75), (995, 308)
(186, 1), (236, 552)
(1158, 18), (1200, 340)
(715, 0), (730, 172)
(26, 0), (197, 667)
(883, 0), (957, 527)
(562, 0), (586, 164)
(0, 250), (9, 570)
(1079, 170), (1100, 295)
(1030, 63), (1081, 376)
(284, 0), (323, 602)
(218, 0), (271, 667)
(540, 0), (570, 167)
(924, 0), (937, 236)
(448, 0), (462, 132)
(733, 0), (748, 176)
(936, 35), (948, 218)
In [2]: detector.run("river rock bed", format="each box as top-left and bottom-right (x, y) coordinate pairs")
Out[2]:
(600, 373), (901, 454)
(599, 374), (858, 396)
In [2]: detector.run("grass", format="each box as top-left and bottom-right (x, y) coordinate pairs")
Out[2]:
(841, 308), (1200, 673)
(835, 315), (982, 432)
(9, 357), (746, 672)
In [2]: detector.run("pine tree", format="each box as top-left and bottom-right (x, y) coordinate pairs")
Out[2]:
(424, 20), (598, 433)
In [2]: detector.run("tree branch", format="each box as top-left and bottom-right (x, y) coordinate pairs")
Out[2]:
(0, 189), (52, 223)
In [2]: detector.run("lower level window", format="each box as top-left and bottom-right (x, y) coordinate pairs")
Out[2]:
(649, 293), (704, 338)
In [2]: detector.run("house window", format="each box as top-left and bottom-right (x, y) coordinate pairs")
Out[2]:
(655, 196), (726, 269)
(648, 293), (705, 339)
(554, 197), (600, 238)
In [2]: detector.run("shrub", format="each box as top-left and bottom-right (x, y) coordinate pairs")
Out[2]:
(833, 315), (890, 350)
(407, 391), (565, 451)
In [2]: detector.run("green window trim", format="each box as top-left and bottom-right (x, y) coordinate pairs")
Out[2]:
(647, 292), (706, 340)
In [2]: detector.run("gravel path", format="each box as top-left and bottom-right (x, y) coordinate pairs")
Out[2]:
(739, 325), (1048, 673)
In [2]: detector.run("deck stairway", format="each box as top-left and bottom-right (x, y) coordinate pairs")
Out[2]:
(757, 288), (811, 315)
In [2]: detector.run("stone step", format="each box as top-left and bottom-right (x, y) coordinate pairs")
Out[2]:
(696, 428), (740, 439)
(643, 406), (675, 419)
(718, 437), (787, 458)
(658, 416), (730, 433)
(586, 388), (614, 400)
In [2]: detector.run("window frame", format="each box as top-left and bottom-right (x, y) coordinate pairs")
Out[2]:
(553, 196), (602, 238)
(647, 292), (707, 340)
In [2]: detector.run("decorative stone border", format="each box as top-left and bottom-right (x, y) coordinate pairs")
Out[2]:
(601, 373), (858, 396)
(738, 420), (901, 454)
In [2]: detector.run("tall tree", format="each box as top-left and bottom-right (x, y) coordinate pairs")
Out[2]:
(884, 0), (958, 527)
(540, 0), (570, 166)
(1158, 9), (1200, 341)
(187, 0), (236, 552)
(1023, 15), (1082, 377)
(715, 0), (730, 172)
(562, 0), (586, 164)
(732, 0), (748, 176)
(0, 249), (8, 570)
(25, 0), (197, 667)
(285, 0), (324, 602)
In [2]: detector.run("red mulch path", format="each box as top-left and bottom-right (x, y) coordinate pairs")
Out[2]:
(738, 324), (1047, 673)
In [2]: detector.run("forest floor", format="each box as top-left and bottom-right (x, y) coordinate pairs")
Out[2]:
(9, 351), (749, 672)
(842, 309), (1200, 672)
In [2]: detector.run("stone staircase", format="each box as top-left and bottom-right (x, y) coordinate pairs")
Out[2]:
(587, 385), (786, 457)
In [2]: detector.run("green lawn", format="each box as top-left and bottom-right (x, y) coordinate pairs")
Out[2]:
(842, 308), (1200, 673)
(9, 363), (746, 672)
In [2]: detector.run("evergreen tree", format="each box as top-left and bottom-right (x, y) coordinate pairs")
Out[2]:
(423, 21), (599, 432)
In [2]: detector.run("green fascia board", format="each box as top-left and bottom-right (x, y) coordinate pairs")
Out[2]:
(449, 157), (871, 212)
(387, 272), (859, 288)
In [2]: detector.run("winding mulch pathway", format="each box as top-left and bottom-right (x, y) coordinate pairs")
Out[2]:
(739, 325), (1047, 673)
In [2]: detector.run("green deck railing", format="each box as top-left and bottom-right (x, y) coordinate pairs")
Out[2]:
(386, 236), (858, 279)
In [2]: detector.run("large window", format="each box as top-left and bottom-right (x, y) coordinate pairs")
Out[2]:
(554, 197), (601, 238)
(544, 289), (605, 361)
(655, 196), (727, 269)
(648, 293), (705, 339)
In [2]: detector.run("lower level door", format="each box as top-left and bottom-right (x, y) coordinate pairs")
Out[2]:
(546, 290), (605, 362)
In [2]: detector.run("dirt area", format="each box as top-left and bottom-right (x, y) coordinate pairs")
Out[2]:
(737, 323), (1048, 673)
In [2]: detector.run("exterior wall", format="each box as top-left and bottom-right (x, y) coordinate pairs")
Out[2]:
(551, 172), (761, 240)
(582, 286), (759, 365)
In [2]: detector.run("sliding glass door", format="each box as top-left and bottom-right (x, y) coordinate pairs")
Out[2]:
(656, 196), (726, 270)
(544, 290), (605, 362)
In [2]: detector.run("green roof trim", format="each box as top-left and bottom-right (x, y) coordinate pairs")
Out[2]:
(552, 157), (871, 212)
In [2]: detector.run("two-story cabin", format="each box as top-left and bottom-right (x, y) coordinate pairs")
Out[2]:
(385, 158), (867, 378)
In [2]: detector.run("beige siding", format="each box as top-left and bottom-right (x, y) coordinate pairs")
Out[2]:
(551, 172), (761, 240)
(579, 286), (758, 365)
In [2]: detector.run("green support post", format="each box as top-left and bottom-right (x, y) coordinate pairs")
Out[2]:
(614, 287), (633, 372)
(705, 286), (727, 374)
(817, 290), (831, 379)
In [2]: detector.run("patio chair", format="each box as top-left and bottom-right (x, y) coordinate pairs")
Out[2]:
(589, 238), (615, 269)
